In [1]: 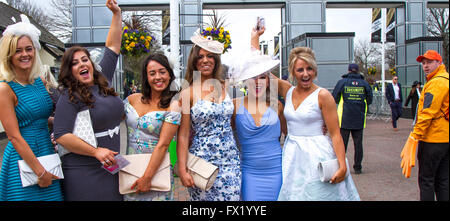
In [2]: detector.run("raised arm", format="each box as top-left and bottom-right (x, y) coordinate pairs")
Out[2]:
(105, 0), (122, 54)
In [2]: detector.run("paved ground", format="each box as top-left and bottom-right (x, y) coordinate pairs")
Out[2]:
(0, 117), (419, 201)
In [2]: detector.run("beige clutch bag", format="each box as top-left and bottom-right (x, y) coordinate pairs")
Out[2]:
(118, 153), (171, 194)
(175, 153), (219, 191)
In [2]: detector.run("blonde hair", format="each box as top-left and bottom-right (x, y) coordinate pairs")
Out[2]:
(0, 34), (43, 84)
(41, 65), (58, 93)
(288, 47), (318, 78)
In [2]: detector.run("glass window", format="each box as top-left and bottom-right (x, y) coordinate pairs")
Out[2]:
(396, 7), (405, 24)
(93, 28), (109, 42)
(409, 3), (423, 22)
(409, 24), (423, 39)
(76, 7), (91, 27)
(290, 3), (322, 23)
(76, 0), (90, 5)
(93, 6), (112, 26)
(316, 64), (347, 90)
(290, 24), (322, 40)
(406, 65), (420, 86)
(406, 43), (419, 64)
(423, 42), (440, 52)
(76, 29), (91, 43)
(312, 38), (350, 62)
(397, 45), (405, 65)
(92, 0), (104, 4)
(396, 25), (405, 44)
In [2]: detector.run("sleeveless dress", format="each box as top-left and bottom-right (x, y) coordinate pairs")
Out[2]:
(0, 78), (63, 201)
(123, 98), (181, 201)
(188, 95), (241, 201)
(278, 87), (360, 201)
(235, 99), (282, 201)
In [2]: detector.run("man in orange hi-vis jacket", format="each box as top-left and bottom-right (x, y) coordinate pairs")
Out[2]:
(405, 50), (449, 201)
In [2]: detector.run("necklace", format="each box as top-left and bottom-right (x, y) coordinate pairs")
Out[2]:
(14, 79), (29, 86)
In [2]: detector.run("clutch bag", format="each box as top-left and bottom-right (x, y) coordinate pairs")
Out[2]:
(175, 153), (219, 191)
(58, 109), (97, 157)
(318, 158), (350, 182)
(17, 153), (64, 187)
(118, 153), (171, 194)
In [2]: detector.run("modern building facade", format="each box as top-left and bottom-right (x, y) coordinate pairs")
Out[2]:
(70, 0), (448, 98)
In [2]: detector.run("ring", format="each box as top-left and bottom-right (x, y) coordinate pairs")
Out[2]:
(105, 159), (110, 163)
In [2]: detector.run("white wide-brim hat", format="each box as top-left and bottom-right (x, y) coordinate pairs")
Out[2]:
(190, 30), (224, 54)
(227, 49), (280, 84)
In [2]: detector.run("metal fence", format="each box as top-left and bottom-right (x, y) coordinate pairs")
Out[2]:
(367, 91), (392, 122)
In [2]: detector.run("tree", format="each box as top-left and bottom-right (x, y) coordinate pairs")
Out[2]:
(6, 0), (53, 31)
(47, 0), (72, 43)
(354, 39), (381, 79)
(427, 8), (449, 70)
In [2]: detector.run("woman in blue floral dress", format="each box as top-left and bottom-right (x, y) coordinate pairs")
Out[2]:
(124, 53), (180, 201)
(176, 32), (241, 201)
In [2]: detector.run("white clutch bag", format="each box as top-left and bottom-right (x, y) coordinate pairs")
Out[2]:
(18, 153), (64, 187)
(318, 158), (350, 182)
(118, 153), (171, 194)
(58, 109), (97, 157)
(174, 153), (219, 191)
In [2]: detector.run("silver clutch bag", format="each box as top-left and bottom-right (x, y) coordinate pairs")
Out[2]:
(118, 153), (171, 194)
(18, 153), (64, 187)
(58, 109), (97, 157)
(318, 158), (350, 182)
(175, 153), (219, 191)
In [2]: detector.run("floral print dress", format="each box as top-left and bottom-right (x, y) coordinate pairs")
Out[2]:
(124, 98), (181, 201)
(188, 95), (241, 201)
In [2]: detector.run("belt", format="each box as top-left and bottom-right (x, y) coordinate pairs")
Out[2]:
(94, 125), (120, 138)
(394, 99), (401, 102)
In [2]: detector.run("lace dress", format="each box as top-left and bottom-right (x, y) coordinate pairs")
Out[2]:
(278, 87), (360, 201)
(188, 95), (241, 201)
(124, 98), (181, 201)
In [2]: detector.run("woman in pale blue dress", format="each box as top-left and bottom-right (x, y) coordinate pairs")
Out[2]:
(176, 32), (241, 201)
(123, 53), (180, 201)
(275, 47), (360, 201)
(230, 30), (286, 200)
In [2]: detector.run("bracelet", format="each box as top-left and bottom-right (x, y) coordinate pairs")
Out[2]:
(38, 170), (47, 179)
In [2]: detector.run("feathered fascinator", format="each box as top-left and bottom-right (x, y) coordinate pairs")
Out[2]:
(2, 14), (41, 50)
(163, 47), (183, 75)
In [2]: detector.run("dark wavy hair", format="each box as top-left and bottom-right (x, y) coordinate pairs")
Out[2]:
(58, 46), (118, 107)
(141, 53), (179, 108)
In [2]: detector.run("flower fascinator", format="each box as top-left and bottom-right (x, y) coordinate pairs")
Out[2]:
(190, 29), (224, 54)
(2, 14), (42, 50)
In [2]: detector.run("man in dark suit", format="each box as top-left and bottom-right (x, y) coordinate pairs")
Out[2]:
(385, 76), (403, 131)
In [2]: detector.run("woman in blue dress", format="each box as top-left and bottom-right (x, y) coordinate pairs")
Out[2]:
(229, 28), (286, 201)
(0, 15), (63, 201)
(176, 31), (241, 201)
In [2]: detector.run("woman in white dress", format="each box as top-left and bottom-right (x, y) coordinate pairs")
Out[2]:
(275, 47), (360, 201)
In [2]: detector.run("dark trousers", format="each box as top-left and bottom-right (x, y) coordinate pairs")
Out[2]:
(417, 141), (449, 201)
(340, 128), (363, 171)
(390, 101), (402, 128)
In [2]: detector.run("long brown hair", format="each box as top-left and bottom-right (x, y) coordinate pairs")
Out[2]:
(140, 53), (179, 108)
(58, 46), (117, 107)
(184, 45), (223, 86)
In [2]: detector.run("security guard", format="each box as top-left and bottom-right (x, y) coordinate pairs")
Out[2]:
(332, 63), (373, 174)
